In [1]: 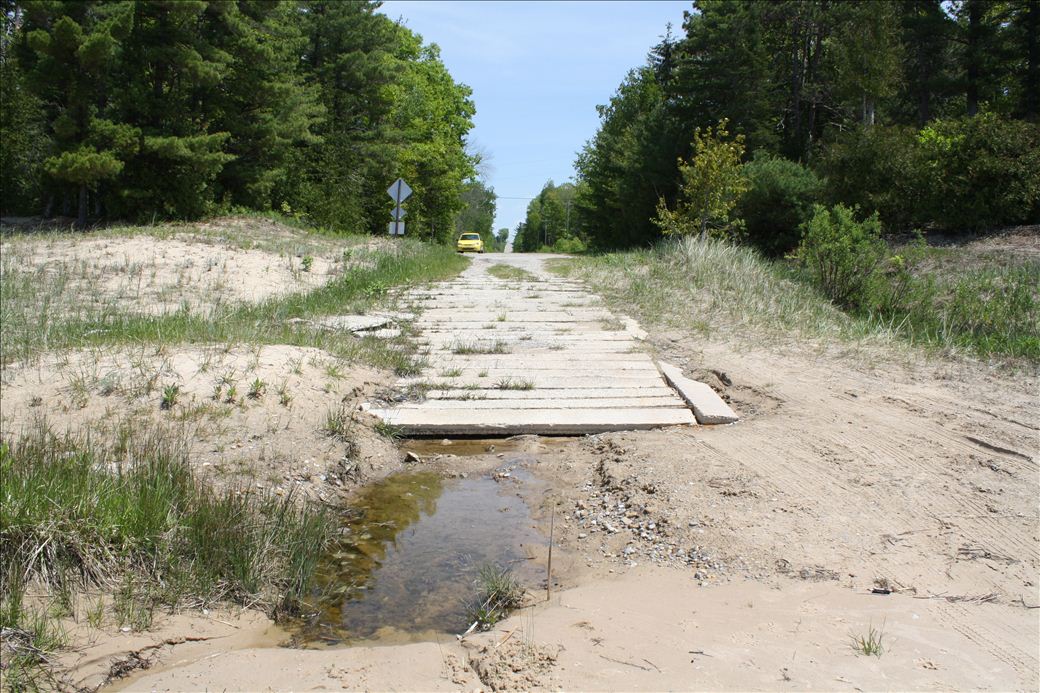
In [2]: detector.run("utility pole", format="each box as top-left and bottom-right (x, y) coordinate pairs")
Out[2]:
(565, 200), (571, 237)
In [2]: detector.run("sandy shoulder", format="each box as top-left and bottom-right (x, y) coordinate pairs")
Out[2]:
(114, 565), (1034, 692)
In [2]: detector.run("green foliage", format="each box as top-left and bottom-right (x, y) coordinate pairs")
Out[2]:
(574, 0), (1038, 249)
(738, 154), (822, 255)
(2, 0), (476, 231)
(654, 119), (748, 239)
(916, 113), (1040, 230)
(820, 115), (1040, 232)
(851, 623), (885, 657)
(864, 243), (1040, 359)
(551, 236), (587, 254)
(456, 180), (500, 250)
(797, 205), (886, 309)
(574, 65), (680, 249)
(0, 44), (49, 215)
(817, 125), (923, 230)
(514, 180), (582, 252)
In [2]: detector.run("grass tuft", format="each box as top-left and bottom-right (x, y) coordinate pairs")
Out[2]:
(450, 339), (511, 355)
(465, 563), (525, 631)
(495, 377), (535, 391)
(850, 622), (885, 657)
(487, 264), (537, 282)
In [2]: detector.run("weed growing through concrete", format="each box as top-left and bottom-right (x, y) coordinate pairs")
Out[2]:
(450, 339), (511, 355)
(495, 377), (535, 391)
(487, 264), (537, 282)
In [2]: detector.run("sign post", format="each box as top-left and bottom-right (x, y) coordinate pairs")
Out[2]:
(387, 178), (412, 236)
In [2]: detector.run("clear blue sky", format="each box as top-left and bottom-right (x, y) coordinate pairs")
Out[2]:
(379, 1), (691, 235)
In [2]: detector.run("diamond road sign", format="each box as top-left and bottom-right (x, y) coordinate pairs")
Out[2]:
(387, 178), (411, 236)
(387, 178), (412, 202)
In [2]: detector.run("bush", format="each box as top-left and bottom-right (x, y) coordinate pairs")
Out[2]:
(917, 113), (1040, 230)
(818, 115), (1040, 233)
(738, 153), (823, 255)
(798, 204), (885, 308)
(816, 125), (922, 231)
(551, 236), (587, 253)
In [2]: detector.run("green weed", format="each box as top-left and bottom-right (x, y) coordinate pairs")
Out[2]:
(450, 339), (511, 355)
(495, 377), (535, 391)
(487, 264), (536, 281)
(160, 383), (181, 410)
(0, 424), (332, 682)
(851, 622), (885, 657)
(322, 406), (354, 441)
(248, 378), (267, 400)
(465, 563), (525, 631)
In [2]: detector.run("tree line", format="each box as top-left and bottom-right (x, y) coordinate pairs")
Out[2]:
(0, 0), (490, 242)
(527, 0), (1038, 254)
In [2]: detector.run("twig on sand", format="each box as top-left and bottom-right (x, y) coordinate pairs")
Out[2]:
(599, 654), (660, 672)
(495, 628), (517, 649)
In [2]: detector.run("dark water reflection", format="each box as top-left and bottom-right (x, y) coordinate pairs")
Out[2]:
(297, 468), (545, 643)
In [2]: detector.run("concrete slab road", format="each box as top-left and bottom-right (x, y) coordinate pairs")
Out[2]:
(366, 253), (698, 436)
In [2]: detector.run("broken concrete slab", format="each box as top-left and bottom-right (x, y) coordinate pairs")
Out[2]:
(618, 315), (648, 340)
(658, 361), (739, 424)
(315, 315), (393, 333)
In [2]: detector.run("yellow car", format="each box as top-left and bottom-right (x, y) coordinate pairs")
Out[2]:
(456, 232), (485, 253)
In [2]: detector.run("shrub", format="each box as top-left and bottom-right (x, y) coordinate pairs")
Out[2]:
(816, 125), (922, 231)
(917, 113), (1040, 230)
(798, 204), (885, 309)
(551, 236), (587, 253)
(818, 115), (1040, 232)
(738, 153), (823, 255)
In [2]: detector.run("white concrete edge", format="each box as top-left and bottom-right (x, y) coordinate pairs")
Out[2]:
(657, 361), (739, 425)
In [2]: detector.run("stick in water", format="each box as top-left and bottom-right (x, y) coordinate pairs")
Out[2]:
(547, 502), (555, 601)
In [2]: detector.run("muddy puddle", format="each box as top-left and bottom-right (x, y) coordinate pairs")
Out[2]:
(295, 454), (547, 645)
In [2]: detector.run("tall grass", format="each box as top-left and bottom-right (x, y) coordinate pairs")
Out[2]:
(0, 233), (466, 368)
(552, 237), (878, 342)
(862, 248), (1039, 359)
(552, 236), (1038, 361)
(0, 422), (332, 684)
